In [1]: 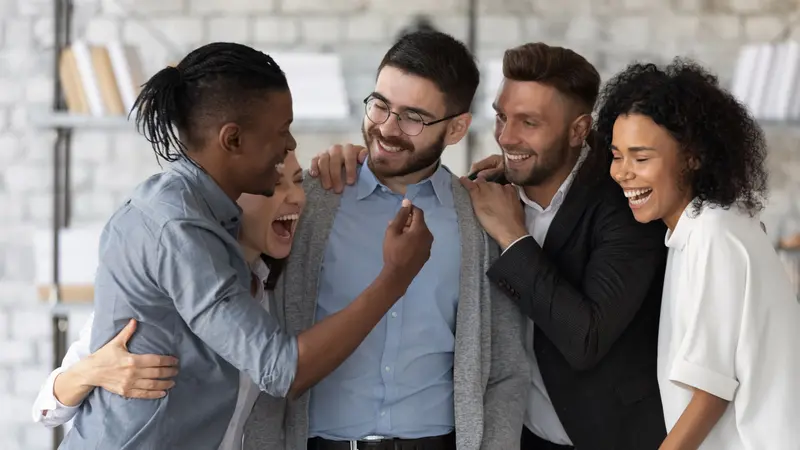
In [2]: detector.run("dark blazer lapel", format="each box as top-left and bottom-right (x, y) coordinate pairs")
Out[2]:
(542, 176), (592, 255)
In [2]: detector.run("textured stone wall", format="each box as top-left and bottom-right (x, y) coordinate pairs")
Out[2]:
(2, 0), (799, 448)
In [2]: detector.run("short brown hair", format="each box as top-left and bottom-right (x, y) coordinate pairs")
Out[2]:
(502, 43), (600, 113)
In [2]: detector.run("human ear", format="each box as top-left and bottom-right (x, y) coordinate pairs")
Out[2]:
(444, 113), (472, 146)
(219, 123), (243, 155)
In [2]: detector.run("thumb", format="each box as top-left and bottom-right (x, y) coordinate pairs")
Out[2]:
(407, 205), (427, 231)
(112, 319), (137, 348)
(357, 147), (368, 164)
(469, 154), (502, 174)
(459, 176), (477, 192)
(387, 199), (412, 235)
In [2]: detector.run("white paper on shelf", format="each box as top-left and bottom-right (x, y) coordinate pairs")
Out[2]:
(33, 225), (104, 286)
(261, 51), (350, 120)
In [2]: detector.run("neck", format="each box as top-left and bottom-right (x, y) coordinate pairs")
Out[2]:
(375, 160), (439, 195)
(241, 244), (261, 265)
(663, 197), (693, 231)
(522, 147), (581, 209)
(189, 153), (241, 201)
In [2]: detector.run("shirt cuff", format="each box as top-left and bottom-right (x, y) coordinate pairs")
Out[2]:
(669, 358), (739, 401)
(501, 235), (533, 255)
(32, 368), (81, 423)
(261, 334), (300, 398)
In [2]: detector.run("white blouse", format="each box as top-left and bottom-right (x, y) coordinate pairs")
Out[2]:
(659, 203), (800, 449)
(32, 259), (272, 450)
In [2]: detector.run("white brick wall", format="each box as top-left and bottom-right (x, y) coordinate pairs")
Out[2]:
(2, 0), (800, 448)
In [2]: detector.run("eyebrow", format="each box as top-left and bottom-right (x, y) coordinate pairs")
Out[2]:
(293, 168), (303, 178)
(610, 145), (657, 152)
(370, 91), (437, 120)
(492, 102), (543, 121)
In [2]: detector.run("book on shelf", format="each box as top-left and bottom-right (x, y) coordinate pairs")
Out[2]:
(58, 40), (145, 117)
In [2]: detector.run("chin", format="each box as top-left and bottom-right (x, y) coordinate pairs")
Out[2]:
(264, 239), (292, 260)
(630, 209), (658, 224)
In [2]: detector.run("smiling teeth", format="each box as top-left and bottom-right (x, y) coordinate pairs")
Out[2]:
(625, 188), (653, 205)
(275, 213), (299, 222)
(380, 141), (403, 152)
(623, 188), (653, 198)
(275, 162), (285, 173)
(505, 153), (531, 161)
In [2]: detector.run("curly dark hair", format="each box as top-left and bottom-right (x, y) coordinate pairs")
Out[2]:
(593, 58), (768, 216)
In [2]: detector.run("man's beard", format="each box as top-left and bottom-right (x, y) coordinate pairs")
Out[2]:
(503, 135), (571, 186)
(362, 123), (446, 178)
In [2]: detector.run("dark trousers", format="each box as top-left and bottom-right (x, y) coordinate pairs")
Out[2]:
(521, 426), (575, 450)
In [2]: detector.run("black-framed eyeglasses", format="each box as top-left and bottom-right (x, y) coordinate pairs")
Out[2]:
(363, 96), (465, 136)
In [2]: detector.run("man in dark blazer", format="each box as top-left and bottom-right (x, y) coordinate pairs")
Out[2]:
(458, 43), (668, 450)
(308, 42), (667, 450)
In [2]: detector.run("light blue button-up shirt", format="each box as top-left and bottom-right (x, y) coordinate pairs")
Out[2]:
(59, 156), (298, 450)
(308, 162), (461, 440)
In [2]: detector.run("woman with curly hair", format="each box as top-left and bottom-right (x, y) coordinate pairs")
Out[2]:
(597, 58), (800, 449)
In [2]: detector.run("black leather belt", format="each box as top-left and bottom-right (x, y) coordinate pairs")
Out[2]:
(307, 431), (456, 450)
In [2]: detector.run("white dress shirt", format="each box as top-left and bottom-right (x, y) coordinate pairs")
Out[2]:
(503, 147), (587, 446)
(659, 202), (800, 449)
(32, 259), (272, 450)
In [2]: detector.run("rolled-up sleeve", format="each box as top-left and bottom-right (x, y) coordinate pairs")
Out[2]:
(157, 219), (298, 398)
(668, 231), (743, 401)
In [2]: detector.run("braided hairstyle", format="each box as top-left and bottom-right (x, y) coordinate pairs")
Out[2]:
(133, 42), (290, 163)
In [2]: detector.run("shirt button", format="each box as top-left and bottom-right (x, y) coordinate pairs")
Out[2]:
(391, 311), (397, 318)
(380, 411), (386, 416)
(385, 366), (391, 372)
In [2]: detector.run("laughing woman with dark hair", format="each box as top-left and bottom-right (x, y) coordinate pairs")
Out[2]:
(598, 58), (800, 449)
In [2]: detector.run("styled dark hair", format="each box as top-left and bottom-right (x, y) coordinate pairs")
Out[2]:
(378, 31), (480, 115)
(502, 42), (600, 114)
(133, 42), (289, 163)
(595, 58), (768, 215)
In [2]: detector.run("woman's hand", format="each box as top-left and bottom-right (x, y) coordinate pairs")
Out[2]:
(54, 319), (179, 405)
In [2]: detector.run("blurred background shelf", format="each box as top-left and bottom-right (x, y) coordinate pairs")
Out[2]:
(29, 111), (366, 133)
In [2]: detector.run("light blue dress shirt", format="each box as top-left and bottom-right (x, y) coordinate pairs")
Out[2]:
(59, 156), (298, 450)
(308, 162), (462, 440)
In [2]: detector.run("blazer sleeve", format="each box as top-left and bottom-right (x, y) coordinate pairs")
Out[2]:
(486, 199), (666, 371)
(481, 276), (530, 450)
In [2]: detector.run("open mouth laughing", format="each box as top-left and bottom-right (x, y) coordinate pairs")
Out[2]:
(271, 212), (299, 241)
(624, 188), (653, 208)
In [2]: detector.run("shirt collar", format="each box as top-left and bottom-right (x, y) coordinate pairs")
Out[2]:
(356, 160), (454, 207)
(665, 199), (700, 250)
(250, 257), (272, 284)
(516, 144), (589, 212)
(169, 156), (242, 230)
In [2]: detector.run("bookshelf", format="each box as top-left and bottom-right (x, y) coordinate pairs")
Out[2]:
(48, 1), (71, 448)
(30, 111), (364, 133)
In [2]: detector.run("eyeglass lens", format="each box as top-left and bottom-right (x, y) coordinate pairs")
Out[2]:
(365, 97), (425, 136)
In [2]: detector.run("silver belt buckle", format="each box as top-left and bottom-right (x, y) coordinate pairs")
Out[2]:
(350, 435), (385, 449)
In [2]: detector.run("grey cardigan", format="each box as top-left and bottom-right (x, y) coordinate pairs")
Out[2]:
(243, 172), (529, 450)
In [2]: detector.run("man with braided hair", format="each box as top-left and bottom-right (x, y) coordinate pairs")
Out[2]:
(58, 42), (434, 450)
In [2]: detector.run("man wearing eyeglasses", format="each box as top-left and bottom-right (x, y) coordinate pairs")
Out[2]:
(242, 31), (529, 450)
